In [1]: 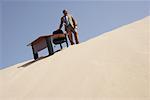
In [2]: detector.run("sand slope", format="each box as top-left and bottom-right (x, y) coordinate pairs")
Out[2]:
(0, 16), (149, 100)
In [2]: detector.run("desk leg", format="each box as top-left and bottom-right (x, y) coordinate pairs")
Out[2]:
(60, 43), (63, 49)
(32, 45), (38, 60)
(46, 37), (54, 56)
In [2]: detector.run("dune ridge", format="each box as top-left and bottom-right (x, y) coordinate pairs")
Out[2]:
(0, 16), (149, 100)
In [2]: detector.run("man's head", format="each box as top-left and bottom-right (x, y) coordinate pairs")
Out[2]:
(63, 9), (68, 16)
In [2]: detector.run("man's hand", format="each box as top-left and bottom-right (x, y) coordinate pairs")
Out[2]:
(74, 26), (78, 32)
(74, 25), (77, 29)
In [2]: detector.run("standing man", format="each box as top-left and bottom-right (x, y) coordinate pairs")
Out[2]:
(59, 9), (79, 45)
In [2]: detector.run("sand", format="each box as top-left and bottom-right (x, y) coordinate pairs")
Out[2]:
(0, 16), (149, 100)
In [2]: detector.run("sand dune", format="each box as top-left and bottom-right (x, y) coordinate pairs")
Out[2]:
(0, 16), (149, 100)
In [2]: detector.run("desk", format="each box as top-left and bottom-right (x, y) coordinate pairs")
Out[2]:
(28, 33), (68, 60)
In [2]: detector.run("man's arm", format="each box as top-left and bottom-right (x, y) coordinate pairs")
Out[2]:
(72, 16), (77, 28)
(59, 17), (63, 30)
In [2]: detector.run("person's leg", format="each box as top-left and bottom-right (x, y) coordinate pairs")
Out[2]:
(67, 30), (74, 45)
(73, 31), (79, 44)
(70, 26), (79, 44)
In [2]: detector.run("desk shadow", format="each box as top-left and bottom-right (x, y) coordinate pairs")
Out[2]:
(17, 56), (49, 68)
(17, 49), (63, 68)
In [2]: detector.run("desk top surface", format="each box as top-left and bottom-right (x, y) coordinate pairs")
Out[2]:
(27, 33), (67, 46)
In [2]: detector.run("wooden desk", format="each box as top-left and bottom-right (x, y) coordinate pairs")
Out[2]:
(28, 33), (68, 60)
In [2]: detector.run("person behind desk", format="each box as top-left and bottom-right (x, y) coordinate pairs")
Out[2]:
(59, 9), (79, 45)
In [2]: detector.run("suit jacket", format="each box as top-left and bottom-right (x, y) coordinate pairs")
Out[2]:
(61, 14), (77, 30)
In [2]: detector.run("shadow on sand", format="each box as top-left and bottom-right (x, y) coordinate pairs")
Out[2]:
(17, 55), (49, 68)
(17, 49), (61, 68)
